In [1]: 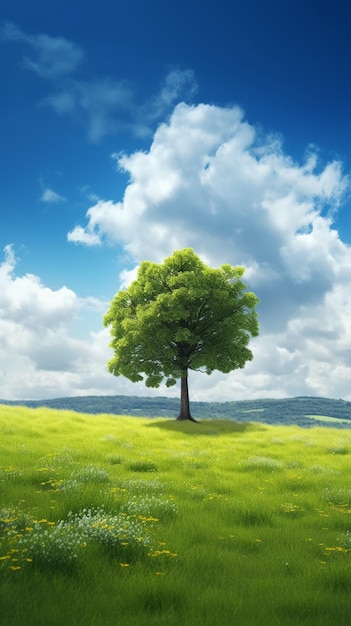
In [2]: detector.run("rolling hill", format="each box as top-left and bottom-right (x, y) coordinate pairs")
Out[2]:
(1, 395), (351, 428)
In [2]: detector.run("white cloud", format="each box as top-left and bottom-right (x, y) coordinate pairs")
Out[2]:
(2, 23), (197, 143)
(67, 102), (351, 401)
(67, 225), (102, 246)
(71, 103), (348, 268)
(45, 70), (197, 143)
(45, 78), (134, 142)
(1, 22), (84, 79)
(157, 69), (197, 107)
(0, 244), (78, 330)
(0, 245), (176, 401)
(40, 187), (66, 203)
(0, 246), (108, 399)
(142, 69), (198, 122)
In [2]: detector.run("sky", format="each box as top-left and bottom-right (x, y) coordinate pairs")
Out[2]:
(1, 0), (350, 403)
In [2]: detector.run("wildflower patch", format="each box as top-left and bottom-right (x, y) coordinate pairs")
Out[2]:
(0, 506), (162, 573)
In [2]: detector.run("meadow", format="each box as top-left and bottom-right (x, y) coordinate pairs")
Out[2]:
(1, 405), (351, 625)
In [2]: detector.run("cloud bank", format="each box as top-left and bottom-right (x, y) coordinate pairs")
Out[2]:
(0, 245), (113, 400)
(0, 245), (168, 400)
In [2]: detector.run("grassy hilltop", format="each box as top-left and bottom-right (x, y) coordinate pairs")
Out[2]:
(1, 405), (351, 625)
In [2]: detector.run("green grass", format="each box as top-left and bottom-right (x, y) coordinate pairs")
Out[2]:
(1, 406), (351, 625)
(305, 414), (351, 425)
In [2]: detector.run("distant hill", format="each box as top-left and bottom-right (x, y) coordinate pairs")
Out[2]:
(1, 395), (351, 428)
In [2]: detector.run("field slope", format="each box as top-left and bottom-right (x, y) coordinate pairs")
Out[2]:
(1, 405), (351, 626)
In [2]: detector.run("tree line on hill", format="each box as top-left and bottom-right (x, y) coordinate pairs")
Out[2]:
(1, 395), (351, 428)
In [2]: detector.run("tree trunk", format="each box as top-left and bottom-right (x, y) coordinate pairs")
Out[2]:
(177, 373), (197, 422)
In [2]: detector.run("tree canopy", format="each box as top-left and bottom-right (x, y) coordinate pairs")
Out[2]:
(104, 248), (259, 420)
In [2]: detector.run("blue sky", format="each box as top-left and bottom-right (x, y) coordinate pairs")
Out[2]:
(1, 0), (350, 402)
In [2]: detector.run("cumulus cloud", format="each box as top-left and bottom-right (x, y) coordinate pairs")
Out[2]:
(0, 245), (79, 329)
(70, 103), (348, 269)
(67, 225), (102, 246)
(68, 102), (351, 401)
(1, 22), (84, 79)
(0, 245), (177, 400)
(0, 245), (118, 400)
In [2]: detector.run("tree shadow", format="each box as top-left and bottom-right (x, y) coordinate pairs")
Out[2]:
(146, 418), (267, 436)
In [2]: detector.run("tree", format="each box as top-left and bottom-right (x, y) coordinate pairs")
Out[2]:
(103, 248), (259, 421)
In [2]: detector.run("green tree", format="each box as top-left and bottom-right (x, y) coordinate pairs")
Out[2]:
(104, 249), (259, 421)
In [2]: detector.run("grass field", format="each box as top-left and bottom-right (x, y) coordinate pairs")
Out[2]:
(1, 405), (351, 625)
